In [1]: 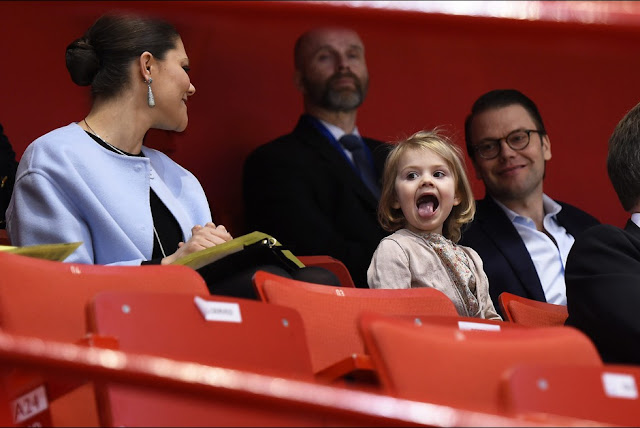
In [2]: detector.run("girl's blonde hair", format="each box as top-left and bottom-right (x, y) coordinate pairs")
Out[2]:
(378, 129), (475, 242)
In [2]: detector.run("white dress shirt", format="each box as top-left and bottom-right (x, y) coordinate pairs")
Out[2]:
(493, 195), (575, 305)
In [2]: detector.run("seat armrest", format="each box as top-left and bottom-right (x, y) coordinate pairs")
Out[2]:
(314, 353), (378, 387)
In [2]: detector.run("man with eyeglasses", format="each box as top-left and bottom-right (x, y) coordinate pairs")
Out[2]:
(459, 89), (599, 316)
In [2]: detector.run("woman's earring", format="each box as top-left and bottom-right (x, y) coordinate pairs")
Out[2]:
(146, 78), (155, 108)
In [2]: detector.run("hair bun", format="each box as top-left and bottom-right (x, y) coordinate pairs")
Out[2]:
(65, 37), (100, 86)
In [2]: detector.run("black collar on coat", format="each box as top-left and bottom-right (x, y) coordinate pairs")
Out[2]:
(625, 219), (640, 238)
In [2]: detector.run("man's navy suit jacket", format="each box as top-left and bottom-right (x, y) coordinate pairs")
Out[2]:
(459, 196), (599, 315)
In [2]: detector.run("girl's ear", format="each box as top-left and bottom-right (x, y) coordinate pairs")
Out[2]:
(391, 195), (401, 209)
(453, 193), (462, 206)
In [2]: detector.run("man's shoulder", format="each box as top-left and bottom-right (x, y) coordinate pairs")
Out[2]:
(459, 197), (522, 251)
(567, 223), (640, 266)
(574, 223), (631, 245)
(247, 117), (319, 157)
(566, 223), (640, 274)
(474, 197), (498, 213)
(252, 132), (299, 152)
(464, 198), (508, 230)
(244, 130), (311, 167)
(362, 136), (387, 147)
(555, 200), (600, 227)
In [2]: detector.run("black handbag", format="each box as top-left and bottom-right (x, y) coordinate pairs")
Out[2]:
(184, 233), (303, 299)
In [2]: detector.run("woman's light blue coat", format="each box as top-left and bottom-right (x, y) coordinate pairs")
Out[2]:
(7, 123), (212, 265)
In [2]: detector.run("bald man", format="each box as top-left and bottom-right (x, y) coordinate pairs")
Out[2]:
(242, 27), (389, 287)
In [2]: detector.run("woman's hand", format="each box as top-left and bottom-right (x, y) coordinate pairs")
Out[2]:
(161, 222), (233, 265)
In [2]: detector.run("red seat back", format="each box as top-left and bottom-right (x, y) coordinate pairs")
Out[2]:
(253, 270), (458, 373)
(499, 292), (568, 327)
(359, 312), (602, 414)
(502, 363), (640, 425)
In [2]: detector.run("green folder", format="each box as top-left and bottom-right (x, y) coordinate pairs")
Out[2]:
(171, 231), (305, 271)
(0, 242), (82, 262)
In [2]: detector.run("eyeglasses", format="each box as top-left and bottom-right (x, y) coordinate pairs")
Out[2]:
(473, 129), (541, 160)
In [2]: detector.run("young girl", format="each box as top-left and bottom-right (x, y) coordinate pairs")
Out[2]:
(368, 130), (501, 320)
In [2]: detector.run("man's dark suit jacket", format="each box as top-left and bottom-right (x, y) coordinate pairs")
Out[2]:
(565, 220), (640, 365)
(242, 115), (389, 288)
(459, 196), (599, 315)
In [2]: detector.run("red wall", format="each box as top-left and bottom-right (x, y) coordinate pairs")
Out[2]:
(2, 1), (638, 236)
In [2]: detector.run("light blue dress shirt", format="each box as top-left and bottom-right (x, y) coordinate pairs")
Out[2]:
(318, 118), (362, 163)
(493, 195), (575, 305)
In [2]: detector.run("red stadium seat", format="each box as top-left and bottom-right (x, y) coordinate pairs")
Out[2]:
(252, 270), (458, 382)
(358, 312), (602, 415)
(502, 363), (640, 425)
(499, 292), (568, 327)
(297, 255), (355, 287)
(0, 251), (209, 426)
(0, 329), (601, 427)
(87, 290), (314, 380)
(86, 290), (318, 426)
(0, 230), (10, 246)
